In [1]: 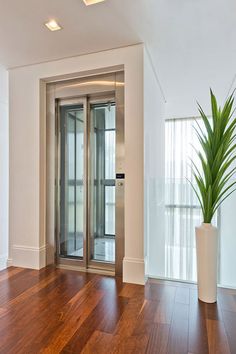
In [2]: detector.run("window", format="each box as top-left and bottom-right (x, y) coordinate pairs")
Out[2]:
(165, 117), (217, 282)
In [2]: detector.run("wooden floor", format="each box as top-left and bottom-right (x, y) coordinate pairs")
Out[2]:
(0, 267), (236, 354)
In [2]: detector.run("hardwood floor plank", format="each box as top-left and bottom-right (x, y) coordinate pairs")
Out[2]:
(112, 300), (158, 354)
(188, 289), (209, 354)
(112, 333), (149, 354)
(114, 294), (145, 337)
(0, 267), (24, 283)
(24, 275), (99, 353)
(5, 268), (59, 307)
(0, 308), (7, 318)
(145, 283), (166, 302)
(132, 300), (159, 336)
(62, 282), (130, 353)
(218, 292), (236, 313)
(221, 310), (236, 353)
(154, 300), (174, 325)
(166, 303), (189, 354)
(145, 323), (170, 354)
(39, 285), (104, 353)
(93, 275), (124, 293)
(0, 268), (42, 306)
(98, 295), (129, 333)
(0, 267), (235, 354)
(81, 331), (114, 354)
(85, 276), (130, 334)
(219, 287), (236, 296)
(205, 301), (222, 321)
(206, 319), (231, 354)
(119, 283), (144, 298)
(175, 286), (190, 305)
(0, 271), (96, 353)
(154, 286), (176, 324)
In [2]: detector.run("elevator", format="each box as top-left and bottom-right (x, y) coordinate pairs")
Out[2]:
(46, 72), (124, 275)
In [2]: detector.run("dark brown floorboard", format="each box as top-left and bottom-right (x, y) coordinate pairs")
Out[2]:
(0, 267), (235, 354)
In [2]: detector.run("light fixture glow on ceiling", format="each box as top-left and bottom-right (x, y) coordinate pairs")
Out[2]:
(83, 0), (106, 5)
(45, 20), (62, 31)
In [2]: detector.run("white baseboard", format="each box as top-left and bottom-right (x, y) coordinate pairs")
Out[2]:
(46, 244), (55, 266)
(123, 257), (146, 285)
(0, 254), (8, 270)
(144, 255), (148, 278)
(7, 258), (13, 267)
(12, 244), (46, 269)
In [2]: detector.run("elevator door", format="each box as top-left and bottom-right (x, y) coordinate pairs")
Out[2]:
(89, 102), (116, 264)
(59, 104), (85, 259)
(58, 97), (119, 272)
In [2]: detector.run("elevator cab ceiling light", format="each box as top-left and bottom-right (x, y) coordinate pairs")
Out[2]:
(45, 20), (62, 31)
(83, 0), (106, 5)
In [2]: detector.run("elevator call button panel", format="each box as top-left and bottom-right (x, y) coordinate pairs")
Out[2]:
(116, 173), (125, 179)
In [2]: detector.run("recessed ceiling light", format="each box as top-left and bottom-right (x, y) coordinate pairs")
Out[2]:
(83, 0), (106, 5)
(45, 20), (62, 32)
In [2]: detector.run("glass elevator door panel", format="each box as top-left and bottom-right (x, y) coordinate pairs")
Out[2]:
(60, 105), (84, 259)
(89, 102), (116, 263)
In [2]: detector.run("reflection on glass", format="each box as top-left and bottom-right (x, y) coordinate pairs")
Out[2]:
(105, 186), (115, 235)
(60, 106), (84, 258)
(89, 103), (116, 263)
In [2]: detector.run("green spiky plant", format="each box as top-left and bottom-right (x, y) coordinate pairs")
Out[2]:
(190, 90), (236, 224)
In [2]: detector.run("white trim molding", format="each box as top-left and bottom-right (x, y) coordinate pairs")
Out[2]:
(12, 245), (46, 269)
(123, 257), (146, 285)
(7, 258), (13, 267)
(0, 254), (8, 270)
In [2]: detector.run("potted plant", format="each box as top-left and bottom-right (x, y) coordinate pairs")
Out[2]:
(190, 90), (236, 303)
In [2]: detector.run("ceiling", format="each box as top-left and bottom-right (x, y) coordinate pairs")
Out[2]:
(1, 0), (236, 114)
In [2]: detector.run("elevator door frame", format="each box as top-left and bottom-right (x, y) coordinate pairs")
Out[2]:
(46, 72), (124, 276)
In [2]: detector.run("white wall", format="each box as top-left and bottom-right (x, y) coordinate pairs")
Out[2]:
(143, 48), (166, 278)
(220, 193), (236, 288)
(218, 74), (236, 288)
(0, 65), (9, 270)
(9, 44), (146, 284)
(165, 89), (228, 119)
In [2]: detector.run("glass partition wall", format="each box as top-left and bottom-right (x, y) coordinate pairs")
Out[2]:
(164, 117), (217, 282)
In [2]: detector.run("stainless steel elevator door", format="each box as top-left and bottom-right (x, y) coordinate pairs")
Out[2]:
(59, 104), (85, 259)
(88, 102), (116, 264)
(58, 98), (117, 270)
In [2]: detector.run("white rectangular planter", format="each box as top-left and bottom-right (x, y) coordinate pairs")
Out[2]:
(195, 223), (218, 303)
